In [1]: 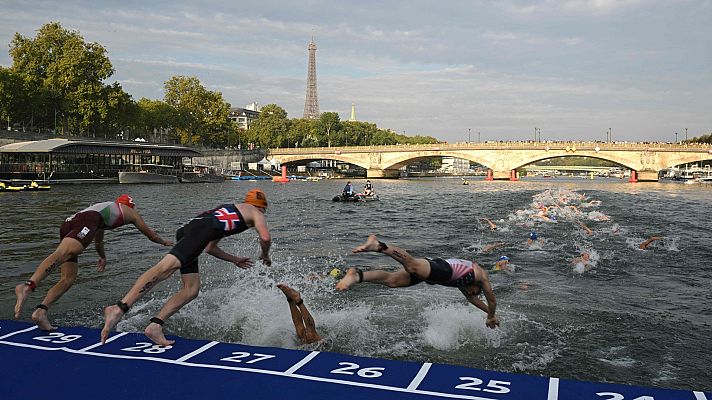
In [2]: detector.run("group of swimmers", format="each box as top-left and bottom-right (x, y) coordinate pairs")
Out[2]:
(13, 189), (500, 347)
(477, 188), (665, 275)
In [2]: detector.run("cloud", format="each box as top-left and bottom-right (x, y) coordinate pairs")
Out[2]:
(0, 0), (709, 142)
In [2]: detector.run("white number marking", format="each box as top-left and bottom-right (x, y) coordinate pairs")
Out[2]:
(455, 377), (511, 394)
(121, 342), (173, 353)
(597, 393), (655, 400)
(219, 351), (276, 364)
(33, 332), (82, 343)
(330, 362), (385, 378)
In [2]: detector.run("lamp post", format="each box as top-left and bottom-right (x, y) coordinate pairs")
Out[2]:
(675, 132), (678, 143)
(685, 128), (688, 142)
(608, 128), (612, 143)
(478, 131), (481, 142)
(468, 128), (471, 143)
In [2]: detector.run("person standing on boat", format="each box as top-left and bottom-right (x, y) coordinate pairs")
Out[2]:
(336, 235), (500, 329)
(363, 180), (375, 196)
(101, 188), (272, 346)
(343, 181), (355, 198)
(14, 195), (173, 331)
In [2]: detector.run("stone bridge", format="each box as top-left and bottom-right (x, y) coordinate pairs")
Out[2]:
(268, 141), (712, 181)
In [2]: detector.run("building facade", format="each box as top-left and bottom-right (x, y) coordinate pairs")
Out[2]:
(229, 103), (261, 130)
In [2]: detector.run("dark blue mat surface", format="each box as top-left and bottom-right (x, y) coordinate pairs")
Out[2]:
(0, 320), (707, 400)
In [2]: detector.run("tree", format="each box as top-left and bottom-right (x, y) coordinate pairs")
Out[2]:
(317, 112), (341, 147)
(289, 118), (317, 148)
(163, 75), (231, 146)
(246, 104), (289, 148)
(9, 22), (115, 134)
(135, 98), (179, 142)
(0, 67), (26, 130)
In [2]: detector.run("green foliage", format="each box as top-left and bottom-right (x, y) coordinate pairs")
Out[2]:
(690, 134), (712, 144)
(317, 112), (341, 146)
(9, 22), (118, 134)
(163, 75), (231, 146)
(2, 21), (441, 147)
(245, 104), (290, 148)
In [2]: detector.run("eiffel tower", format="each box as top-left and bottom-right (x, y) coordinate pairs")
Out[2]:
(302, 38), (320, 119)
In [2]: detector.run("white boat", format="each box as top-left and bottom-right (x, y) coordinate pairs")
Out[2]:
(119, 164), (180, 184)
(675, 164), (712, 181)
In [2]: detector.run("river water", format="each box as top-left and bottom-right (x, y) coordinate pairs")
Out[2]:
(1, 177), (710, 392)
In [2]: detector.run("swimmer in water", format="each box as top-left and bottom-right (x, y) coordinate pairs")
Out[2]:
(639, 236), (664, 250)
(306, 268), (344, 282)
(571, 252), (593, 273)
(576, 221), (593, 236)
(336, 235), (499, 329)
(492, 256), (513, 273)
(277, 283), (323, 346)
(526, 231), (541, 246)
(482, 242), (506, 253)
(480, 217), (497, 231)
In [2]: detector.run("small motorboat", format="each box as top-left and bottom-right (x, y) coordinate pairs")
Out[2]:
(332, 193), (379, 202)
(23, 181), (52, 191)
(1, 184), (24, 192)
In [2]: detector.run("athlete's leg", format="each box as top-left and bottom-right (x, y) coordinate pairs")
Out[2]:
(102, 254), (182, 343)
(277, 284), (322, 344)
(295, 302), (322, 344)
(277, 284), (307, 341)
(144, 272), (200, 346)
(336, 267), (414, 291)
(14, 238), (83, 318)
(31, 261), (79, 330)
(352, 235), (431, 278)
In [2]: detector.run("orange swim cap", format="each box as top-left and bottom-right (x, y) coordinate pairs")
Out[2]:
(244, 188), (268, 209)
(116, 194), (135, 208)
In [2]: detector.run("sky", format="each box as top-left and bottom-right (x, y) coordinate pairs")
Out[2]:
(1, 0), (710, 143)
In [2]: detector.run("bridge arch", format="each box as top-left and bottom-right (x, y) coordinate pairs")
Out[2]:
(268, 143), (712, 181)
(270, 153), (369, 170)
(382, 150), (493, 170)
(511, 152), (637, 171)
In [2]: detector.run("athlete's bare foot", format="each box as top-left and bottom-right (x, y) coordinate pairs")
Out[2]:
(335, 268), (360, 291)
(31, 307), (57, 331)
(277, 283), (302, 304)
(101, 305), (124, 344)
(145, 322), (175, 346)
(14, 284), (30, 318)
(352, 235), (381, 254)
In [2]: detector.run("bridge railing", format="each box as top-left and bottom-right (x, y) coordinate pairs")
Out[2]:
(270, 141), (712, 154)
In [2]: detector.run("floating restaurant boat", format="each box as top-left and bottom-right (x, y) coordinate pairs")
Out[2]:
(0, 138), (202, 184)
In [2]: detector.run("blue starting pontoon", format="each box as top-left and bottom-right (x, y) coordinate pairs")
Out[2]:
(0, 320), (707, 400)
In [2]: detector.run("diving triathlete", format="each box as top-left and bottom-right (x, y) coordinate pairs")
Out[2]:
(14, 195), (173, 331)
(336, 235), (499, 329)
(101, 189), (272, 346)
(277, 283), (324, 346)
